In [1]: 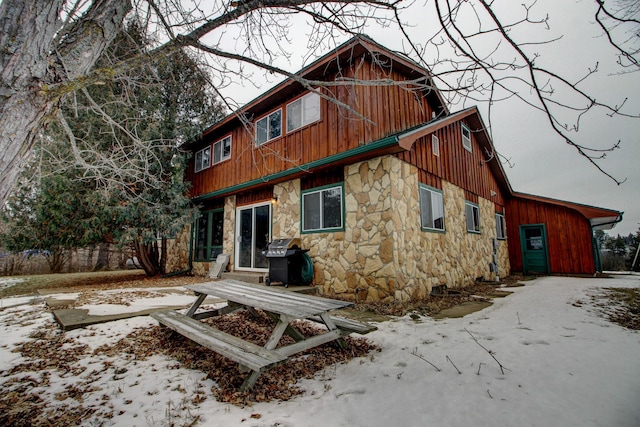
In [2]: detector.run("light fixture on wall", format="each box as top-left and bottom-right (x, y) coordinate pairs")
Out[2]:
(490, 190), (497, 197)
(272, 196), (278, 204)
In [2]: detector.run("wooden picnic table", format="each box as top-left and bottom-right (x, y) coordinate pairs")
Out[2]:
(151, 279), (376, 390)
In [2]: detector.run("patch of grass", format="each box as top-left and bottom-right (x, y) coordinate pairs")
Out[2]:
(0, 270), (169, 298)
(590, 287), (640, 330)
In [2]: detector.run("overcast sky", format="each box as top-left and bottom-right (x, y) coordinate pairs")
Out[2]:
(212, 0), (639, 236)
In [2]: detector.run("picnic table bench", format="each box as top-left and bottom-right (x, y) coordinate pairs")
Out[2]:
(150, 279), (376, 390)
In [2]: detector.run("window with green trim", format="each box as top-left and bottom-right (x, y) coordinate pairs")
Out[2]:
(302, 184), (343, 232)
(419, 184), (445, 231)
(465, 201), (480, 233)
(194, 209), (224, 261)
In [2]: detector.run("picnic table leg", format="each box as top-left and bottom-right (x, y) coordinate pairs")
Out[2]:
(264, 315), (293, 350)
(319, 313), (347, 349)
(240, 370), (261, 391)
(185, 293), (207, 318)
(265, 311), (305, 342)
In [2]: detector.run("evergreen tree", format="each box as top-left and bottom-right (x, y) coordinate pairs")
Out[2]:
(1, 21), (225, 276)
(0, 146), (106, 273)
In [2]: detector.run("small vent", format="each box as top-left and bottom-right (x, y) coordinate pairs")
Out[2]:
(432, 134), (440, 156)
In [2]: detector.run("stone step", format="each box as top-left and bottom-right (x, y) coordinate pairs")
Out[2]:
(221, 271), (266, 284)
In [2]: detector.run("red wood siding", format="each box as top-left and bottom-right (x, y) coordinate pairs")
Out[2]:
(236, 187), (274, 207)
(396, 122), (506, 208)
(186, 58), (434, 198)
(506, 197), (596, 274)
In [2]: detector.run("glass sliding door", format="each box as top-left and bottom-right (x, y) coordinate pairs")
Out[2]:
(235, 203), (271, 271)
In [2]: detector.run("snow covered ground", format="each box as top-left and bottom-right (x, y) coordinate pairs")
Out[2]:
(1, 275), (639, 427)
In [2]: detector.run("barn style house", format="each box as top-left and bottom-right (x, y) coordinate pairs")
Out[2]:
(169, 36), (622, 302)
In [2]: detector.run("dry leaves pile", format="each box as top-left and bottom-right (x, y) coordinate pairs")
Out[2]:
(0, 307), (378, 426)
(0, 317), (113, 427)
(99, 310), (378, 406)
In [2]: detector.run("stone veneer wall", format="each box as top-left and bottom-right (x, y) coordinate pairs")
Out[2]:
(180, 154), (510, 302)
(223, 195), (237, 270)
(273, 155), (510, 302)
(165, 224), (192, 274)
(386, 157), (510, 301)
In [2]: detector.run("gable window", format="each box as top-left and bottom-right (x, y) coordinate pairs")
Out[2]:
(195, 146), (211, 172)
(496, 213), (506, 240)
(302, 184), (343, 232)
(432, 134), (440, 157)
(287, 92), (321, 132)
(213, 136), (231, 164)
(419, 184), (445, 231)
(195, 209), (224, 261)
(465, 201), (480, 233)
(461, 123), (472, 152)
(256, 109), (282, 145)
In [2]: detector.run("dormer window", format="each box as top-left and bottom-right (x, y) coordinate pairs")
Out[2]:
(461, 123), (472, 152)
(287, 92), (321, 132)
(256, 109), (282, 145)
(195, 146), (211, 172)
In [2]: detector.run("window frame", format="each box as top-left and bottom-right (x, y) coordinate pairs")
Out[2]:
(212, 135), (232, 165)
(419, 184), (445, 232)
(465, 201), (481, 234)
(461, 123), (472, 152)
(301, 183), (345, 233)
(255, 109), (282, 146)
(194, 146), (211, 172)
(194, 208), (224, 262)
(286, 92), (321, 133)
(496, 212), (507, 240)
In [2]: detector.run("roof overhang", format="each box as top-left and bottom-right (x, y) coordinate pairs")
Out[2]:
(512, 192), (623, 231)
(398, 106), (514, 196)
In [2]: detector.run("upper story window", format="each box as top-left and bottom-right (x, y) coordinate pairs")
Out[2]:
(465, 201), (480, 233)
(302, 184), (344, 233)
(195, 146), (211, 172)
(461, 123), (472, 152)
(256, 109), (282, 146)
(212, 136), (231, 165)
(287, 92), (321, 132)
(496, 213), (506, 240)
(432, 134), (440, 157)
(419, 184), (445, 232)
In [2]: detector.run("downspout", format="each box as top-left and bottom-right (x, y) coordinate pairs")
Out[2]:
(162, 221), (195, 278)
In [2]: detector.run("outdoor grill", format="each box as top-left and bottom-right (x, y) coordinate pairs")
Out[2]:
(265, 238), (313, 287)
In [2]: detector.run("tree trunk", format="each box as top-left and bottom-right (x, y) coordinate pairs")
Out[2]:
(45, 249), (66, 274)
(160, 236), (168, 275)
(133, 237), (162, 277)
(0, 0), (131, 204)
(94, 242), (111, 271)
